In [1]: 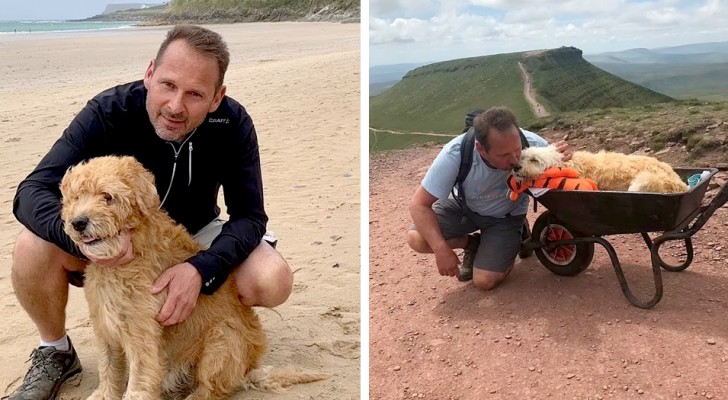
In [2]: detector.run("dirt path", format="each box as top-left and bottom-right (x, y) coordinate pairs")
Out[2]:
(369, 128), (457, 137)
(519, 61), (551, 118)
(369, 128), (457, 152)
(369, 144), (728, 399)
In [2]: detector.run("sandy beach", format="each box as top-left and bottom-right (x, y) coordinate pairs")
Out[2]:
(0, 22), (360, 399)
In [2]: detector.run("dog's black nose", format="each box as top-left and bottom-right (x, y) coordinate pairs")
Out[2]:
(513, 164), (522, 172)
(71, 216), (89, 233)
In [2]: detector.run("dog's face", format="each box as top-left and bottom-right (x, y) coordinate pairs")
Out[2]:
(513, 145), (564, 180)
(60, 156), (159, 260)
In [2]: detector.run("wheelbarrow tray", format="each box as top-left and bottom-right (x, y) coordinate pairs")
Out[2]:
(532, 168), (718, 236)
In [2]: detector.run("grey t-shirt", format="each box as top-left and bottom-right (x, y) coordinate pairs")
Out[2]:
(421, 129), (549, 218)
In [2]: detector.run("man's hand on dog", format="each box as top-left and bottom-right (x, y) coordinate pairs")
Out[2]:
(84, 232), (134, 266)
(151, 262), (202, 326)
(552, 140), (573, 162)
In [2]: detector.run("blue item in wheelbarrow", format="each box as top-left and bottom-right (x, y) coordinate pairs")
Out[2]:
(522, 167), (728, 309)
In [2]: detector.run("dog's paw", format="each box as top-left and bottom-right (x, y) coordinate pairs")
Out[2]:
(86, 389), (117, 400)
(122, 391), (159, 400)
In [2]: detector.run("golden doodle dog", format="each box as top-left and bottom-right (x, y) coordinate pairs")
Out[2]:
(60, 156), (326, 400)
(514, 145), (689, 193)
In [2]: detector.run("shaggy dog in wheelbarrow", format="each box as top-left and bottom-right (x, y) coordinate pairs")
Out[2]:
(514, 145), (688, 193)
(60, 156), (327, 400)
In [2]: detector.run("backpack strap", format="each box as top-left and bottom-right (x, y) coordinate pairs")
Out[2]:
(452, 127), (476, 208)
(519, 128), (530, 149)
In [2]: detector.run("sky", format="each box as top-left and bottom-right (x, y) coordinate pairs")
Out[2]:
(369, 0), (728, 66)
(2, 1), (163, 20)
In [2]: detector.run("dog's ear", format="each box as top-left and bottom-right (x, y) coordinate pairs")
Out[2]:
(59, 165), (74, 200)
(118, 156), (160, 216)
(59, 162), (84, 201)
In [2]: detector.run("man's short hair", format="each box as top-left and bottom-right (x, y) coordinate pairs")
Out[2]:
(473, 106), (519, 152)
(156, 25), (230, 89)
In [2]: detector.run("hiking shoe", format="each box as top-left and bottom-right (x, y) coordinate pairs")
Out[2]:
(6, 338), (82, 400)
(519, 221), (534, 259)
(459, 233), (481, 282)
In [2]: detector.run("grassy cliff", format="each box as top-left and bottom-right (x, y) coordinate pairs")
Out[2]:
(161, 0), (358, 23)
(84, 0), (359, 23)
(520, 47), (673, 112)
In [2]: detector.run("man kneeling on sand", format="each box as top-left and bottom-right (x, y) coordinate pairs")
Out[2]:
(8, 25), (292, 400)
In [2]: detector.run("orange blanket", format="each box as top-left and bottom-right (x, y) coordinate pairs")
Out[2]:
(507, 167), (598, 201)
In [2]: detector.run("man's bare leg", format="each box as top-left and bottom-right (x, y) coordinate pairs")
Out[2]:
(406, 230), (468, 253)
(11, 228), (86, 341)
(232, 241), (293, 308)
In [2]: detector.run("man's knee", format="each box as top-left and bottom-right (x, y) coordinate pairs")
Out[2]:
(235, 241), (293, 308)
(406, 230), (429, 253)
(12, 228), (85, 283)
(12, 229), (50, 281)
(472, 269), (509, 290)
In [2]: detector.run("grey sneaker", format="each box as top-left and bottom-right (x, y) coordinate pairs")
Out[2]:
(459, 233), (481, 282)
(5, 338), (82, 400)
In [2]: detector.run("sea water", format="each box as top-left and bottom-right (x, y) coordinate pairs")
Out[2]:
(0, 20), (135, 35)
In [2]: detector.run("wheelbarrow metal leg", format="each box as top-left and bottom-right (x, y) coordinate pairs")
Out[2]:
(543, 236), (663, 309)
(592, 237), (663, 309)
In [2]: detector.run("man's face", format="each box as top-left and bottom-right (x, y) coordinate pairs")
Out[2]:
(143, 40), (226, 142)
(476, 126), (522, 170)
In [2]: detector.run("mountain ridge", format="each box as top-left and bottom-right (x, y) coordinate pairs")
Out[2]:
(369, 46), (673, 133)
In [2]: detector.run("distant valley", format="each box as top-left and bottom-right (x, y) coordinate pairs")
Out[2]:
(584, 41), (728, 102)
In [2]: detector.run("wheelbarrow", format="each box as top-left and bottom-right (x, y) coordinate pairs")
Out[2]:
(521, 168), (728, 309)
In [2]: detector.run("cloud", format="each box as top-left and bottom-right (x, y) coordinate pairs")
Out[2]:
(645, 7), (682, 24)
(369, 0), (728, 65)
(370, 12), (501, 45)
(370, 0), (438, 18)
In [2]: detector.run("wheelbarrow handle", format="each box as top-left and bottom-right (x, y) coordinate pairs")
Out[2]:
(685, 180), (728, 235)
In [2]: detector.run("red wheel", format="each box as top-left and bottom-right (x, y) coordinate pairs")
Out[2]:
(542, 224), (576, 265)
(533, 211), (594, 276)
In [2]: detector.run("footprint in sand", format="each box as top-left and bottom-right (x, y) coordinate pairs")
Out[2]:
(314, 339), (360, 360)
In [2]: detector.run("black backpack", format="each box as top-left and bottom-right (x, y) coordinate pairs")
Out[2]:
(452, 110), (530, 210)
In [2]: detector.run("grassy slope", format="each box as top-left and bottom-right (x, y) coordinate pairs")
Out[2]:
(369, 130), (453, 152)
(369, 52), (534, 133)
(538, 100), (728, 165)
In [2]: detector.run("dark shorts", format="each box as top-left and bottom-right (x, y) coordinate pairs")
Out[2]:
(411, 197), (525, 273)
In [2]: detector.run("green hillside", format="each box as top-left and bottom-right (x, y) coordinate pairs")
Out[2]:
(369, 52), (532, 133)
(369, 47), (674, 134)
